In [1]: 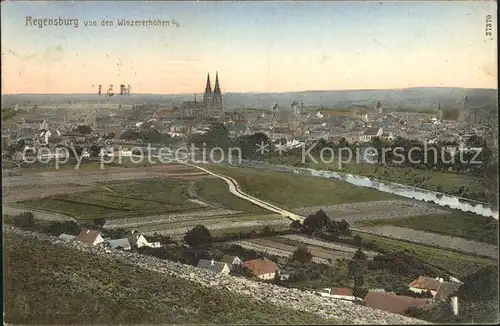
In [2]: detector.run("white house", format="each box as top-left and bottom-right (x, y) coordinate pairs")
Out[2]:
(76, 230), (105, 246)
(128, 232), (161, 248)
(380, 131), (394, 141)
(221, 255), (243, 270)
(359, 127), (383, 142)
(197, 259), (231, 275)
(318, 287), (357, 301)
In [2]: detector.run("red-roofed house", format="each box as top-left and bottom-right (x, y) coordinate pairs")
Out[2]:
(364, 291), (431, 315)
(243, 259), (278, 280)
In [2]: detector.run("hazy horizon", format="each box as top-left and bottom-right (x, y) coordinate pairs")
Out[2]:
(2, 1), (497, 94)
(2, 85), (498, 97)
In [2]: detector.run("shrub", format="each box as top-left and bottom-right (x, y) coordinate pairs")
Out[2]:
(13, 212), (35, 228)
(184, 225), (213, 247)
(46, 221), (81, 236)
(93, 218), (106, 228)
(291, 246), (313, 263)
(352, 248), (367, 261)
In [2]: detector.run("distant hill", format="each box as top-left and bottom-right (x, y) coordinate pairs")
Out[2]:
(2, 87), (497, 112)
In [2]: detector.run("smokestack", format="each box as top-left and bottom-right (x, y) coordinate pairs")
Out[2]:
(451, 296), (459, 316)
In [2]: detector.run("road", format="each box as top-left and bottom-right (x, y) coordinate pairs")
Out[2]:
(176, 160), (498, 260)
(180, 162), (305, 222)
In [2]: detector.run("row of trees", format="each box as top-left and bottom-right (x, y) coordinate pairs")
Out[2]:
(290, 210), (351, 240)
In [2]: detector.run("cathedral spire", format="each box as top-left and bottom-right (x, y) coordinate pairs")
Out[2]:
(214, 71), (221, 94)
(205, 73), (212, 93)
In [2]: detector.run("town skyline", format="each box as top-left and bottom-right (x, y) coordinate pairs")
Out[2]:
(2, 1), (497, 94)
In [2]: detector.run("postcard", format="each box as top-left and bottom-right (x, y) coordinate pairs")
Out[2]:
(2, 1), (498, 325)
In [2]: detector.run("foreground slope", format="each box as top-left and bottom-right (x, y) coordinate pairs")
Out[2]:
(3, 231), (339, 324)
(3, 226), (428, 324)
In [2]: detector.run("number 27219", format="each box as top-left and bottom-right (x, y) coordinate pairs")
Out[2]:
(486, 15), (493, 37)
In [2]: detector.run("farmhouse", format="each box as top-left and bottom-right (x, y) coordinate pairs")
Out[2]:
(364, 291), (431, 315)
(243, 259), (278, 280)
(76, 230), (104, 246)
(108, 238), (132, 251)
(197, 259), (231, 275)
(221, 255), (243, 270)
(128, 232), (161, 248)
(408, 276), (461, 301)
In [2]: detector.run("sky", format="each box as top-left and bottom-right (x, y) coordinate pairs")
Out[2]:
(1, 1), (498, 94)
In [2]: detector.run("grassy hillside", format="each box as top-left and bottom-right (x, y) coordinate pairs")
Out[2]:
(3, 232), (341, 324)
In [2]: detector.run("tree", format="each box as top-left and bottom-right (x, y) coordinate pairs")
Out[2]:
(13, 212), (35, 227)
(93, 218), (106, 228)
(351, 261), (366, 298)
(457, 265), (499, 302)
(89, 144), (102, 157)
(289, 220), (302, 231)
(337, 219), (350, 236)
(184, 225), (213, 247)
(291, 246), (313, 263)
(353, 234), (363, 245)
(46, 221), (81, 236)
(348, 261), (363, 278)
(353, 248), (367, 260)
(303, 210), (330, 233)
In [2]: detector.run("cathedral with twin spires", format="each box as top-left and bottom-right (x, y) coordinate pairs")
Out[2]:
(180, 72), (223, 118)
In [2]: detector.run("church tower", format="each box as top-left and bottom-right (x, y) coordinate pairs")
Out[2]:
(458, 96), (472, 126)
(212, 72), (223, 116)
(203, 73), (213, 117)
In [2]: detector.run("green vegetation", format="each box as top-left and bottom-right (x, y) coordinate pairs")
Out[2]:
(314, 161), (488, 199)
(195, 177), (268, 213)
(209, 165), (398, 208)
(18, 178), (203, 220)
(2, 107), (17, 120)
(357, 213), (499, 245)
(3, 233), (342, 324)
(353, 232), (496, 279)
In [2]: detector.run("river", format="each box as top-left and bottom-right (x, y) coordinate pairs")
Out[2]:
(230, 161), (498, 219)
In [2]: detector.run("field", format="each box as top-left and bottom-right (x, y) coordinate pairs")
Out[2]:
(209, 165), (399, 208)
(354, 232), (496, 279)
(135, 214), (287, 234)
(233, 235), (379, 264)
(357, 212), (499, 245)
(195, 177), (268, 213)
(3, 232), (341, 325)
(17, 178), (204, 220)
